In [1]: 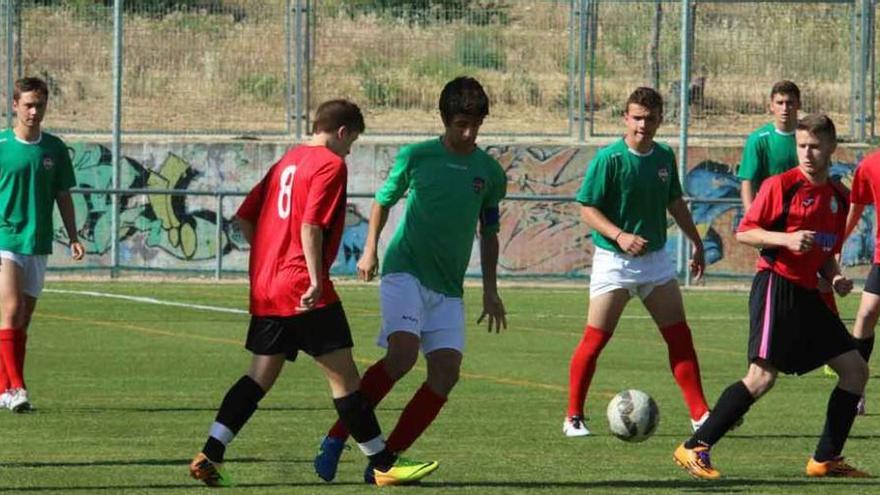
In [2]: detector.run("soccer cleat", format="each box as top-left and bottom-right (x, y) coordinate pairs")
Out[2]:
(314, 435), (349, 482)
(372, 456), (439, 486)
(806, 457), (871, 478)
(364, 461), (375, 485)
(673, 443), (721, 480)
(857, 396), (866, 416)
(0, 390), (11, 410)
(823, 364), (838, 378)
(563, 415), (591, 437)
(7, 388), (31, 413)
(189, 452), (232, 487)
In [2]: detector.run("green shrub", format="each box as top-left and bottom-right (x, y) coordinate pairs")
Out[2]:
(455, 30), (506, 71)
(236, 74), (283, 104)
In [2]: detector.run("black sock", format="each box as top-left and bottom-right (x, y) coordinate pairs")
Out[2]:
(202, 376), (266, 462)
(814, 387), (861, 462)
(685, 381), (755, 449)
(856, 336), (875, 363)
(333, 391), (395, 470)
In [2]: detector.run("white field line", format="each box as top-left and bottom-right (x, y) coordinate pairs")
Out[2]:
(43, 288), (249, 315)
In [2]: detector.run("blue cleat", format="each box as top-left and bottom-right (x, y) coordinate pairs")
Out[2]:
(364, 461), (376, 484)
(314, 436), (348, 482)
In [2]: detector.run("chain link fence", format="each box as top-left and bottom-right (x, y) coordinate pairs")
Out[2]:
(0, 0), (876, 139)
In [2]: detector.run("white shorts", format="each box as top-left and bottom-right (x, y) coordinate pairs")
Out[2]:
(0, 251), (48, 298)
(589, 246), (677, 300)
(377, 272), (466, 354)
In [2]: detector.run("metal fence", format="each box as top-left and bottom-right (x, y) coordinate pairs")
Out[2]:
(0, 0), (877, 139)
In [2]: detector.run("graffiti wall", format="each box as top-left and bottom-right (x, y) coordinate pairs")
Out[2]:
(47, 139), (876, 279)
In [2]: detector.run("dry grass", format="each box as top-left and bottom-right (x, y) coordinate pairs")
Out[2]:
(11, 1), (874, 137)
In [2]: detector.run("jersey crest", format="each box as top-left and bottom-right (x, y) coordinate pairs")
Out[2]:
(42, 155), (54, 170)
(657, 167), (669, 183)
(472, 176), (485, 194)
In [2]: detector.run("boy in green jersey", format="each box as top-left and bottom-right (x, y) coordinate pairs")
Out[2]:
(565, 87), (710, 437)
(314, 77), (507, 483)
(0, 77), (84, 413)
(739, 80), (801, 212)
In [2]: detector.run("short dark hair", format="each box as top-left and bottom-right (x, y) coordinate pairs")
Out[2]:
(13, 77), (48, 101)
(439, 77), (489, 124)
(797, 113), (836, 143)
(312, 99), (365, 134)
(625, 87), (663, 115)
(770, 80), (800, 102)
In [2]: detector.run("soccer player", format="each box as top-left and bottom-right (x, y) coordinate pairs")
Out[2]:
(564, 87), (710, 437)
(739, 80), (801, 212)
(188, 100), (437, 487)
(313, 77), (507, 483)
(0, 77), (84, 413)
(843, 150), (880, 415)
(674, 114), (870, 480)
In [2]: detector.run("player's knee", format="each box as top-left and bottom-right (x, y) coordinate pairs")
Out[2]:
(426, 364), (459, 395)
(383, 351), (418, 380)
(843, 358), (869, 389)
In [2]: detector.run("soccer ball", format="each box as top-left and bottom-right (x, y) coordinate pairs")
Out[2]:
(606, 389), (660, 442)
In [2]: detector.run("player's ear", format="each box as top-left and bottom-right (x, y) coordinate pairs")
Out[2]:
(336, 125), (348, 141)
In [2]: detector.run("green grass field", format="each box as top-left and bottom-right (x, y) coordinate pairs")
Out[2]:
(0, 281), (878, 494)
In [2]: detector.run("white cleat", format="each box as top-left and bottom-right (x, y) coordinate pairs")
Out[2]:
(0, 390), (11, 409)
(563, 415), (591, 437)
(7, 388), (31, 413)
(857, 396), (866, 416)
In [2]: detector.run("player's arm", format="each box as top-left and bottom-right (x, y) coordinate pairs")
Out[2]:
(736, 226), (815, 252)
(819, 256), (853, 297)
(356, 201), (389, 282)
(236, 217), (256, 244)
(580, 206), (646, 256)
(667, 197), (705, 280)
(740, 180), (756, 212)
(55, 191), (84, 260)
(477, 203), (506, 333)
(736, 177), (815, 252)
(844, 203), (865, 240)
(298, 222), (324, 311)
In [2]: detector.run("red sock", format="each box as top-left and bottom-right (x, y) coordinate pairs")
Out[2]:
(0, 329), (23, 389)
(327, 359), (396, 440)
(14, 332), (26, 389)
(820, 290), (839, 315)
(659, 321), (709, 420)
(567, 325), (612, 418)
(386, 383), (447, 453)
(0, 350), (9, 391)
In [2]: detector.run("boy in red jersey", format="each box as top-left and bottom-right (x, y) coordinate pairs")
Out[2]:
(842, 150), (880, 414)
(188, 100), (437, 487)
(674, 114), (869, 480)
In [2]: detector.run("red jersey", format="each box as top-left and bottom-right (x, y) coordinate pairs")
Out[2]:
(236, 145), (347, 316)
(738, 167), (849, 289)
(851, 150), (880, 263)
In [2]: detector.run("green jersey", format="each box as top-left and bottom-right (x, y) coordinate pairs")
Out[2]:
(0, 129), (75, 255)
(576, 139), (681, 253)
(737, 122), (797, 192)
(376, 138), (507, 297)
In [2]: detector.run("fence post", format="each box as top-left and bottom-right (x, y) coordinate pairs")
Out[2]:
(285, 0), (293, 136)
(568, 0), (576, 137)
(859, 0), (870, 142)
(111, 0), (123, 276)
(577, 0), (587, 142)
(294, 0), (305, 141)
(871, 0), (876, 139)
(215, 194), (223, 280)
(677, 0), (693, 278)
(4, 0), (12, 129)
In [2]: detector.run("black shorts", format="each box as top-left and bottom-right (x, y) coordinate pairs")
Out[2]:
(245, 302), (354, 362)
(865, 263), (880, 295)
(748, 270), (856, 375)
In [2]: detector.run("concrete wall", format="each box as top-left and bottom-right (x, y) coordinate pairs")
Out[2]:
(48, 139), (876, 279)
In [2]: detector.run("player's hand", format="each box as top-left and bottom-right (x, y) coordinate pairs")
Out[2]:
(689, 244), (705, 281)
(616, 232), (648, 256)
(356, 251), (379, 282)
(70, 241), (85, 261)
(786, 230), (815, 253)
(477, 291), (507, 333)
(832, 274), (853, 297)
(298, 283), (321, 312)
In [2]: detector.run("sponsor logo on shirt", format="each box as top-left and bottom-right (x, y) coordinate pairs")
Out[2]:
(816, 231), (838, 252)
(42, 156), (54, 170)
(802, 196), (815, 207)
(657, 167), (669, 183)
(472, 177), (486, 194)
(446, 162), (467, 170)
